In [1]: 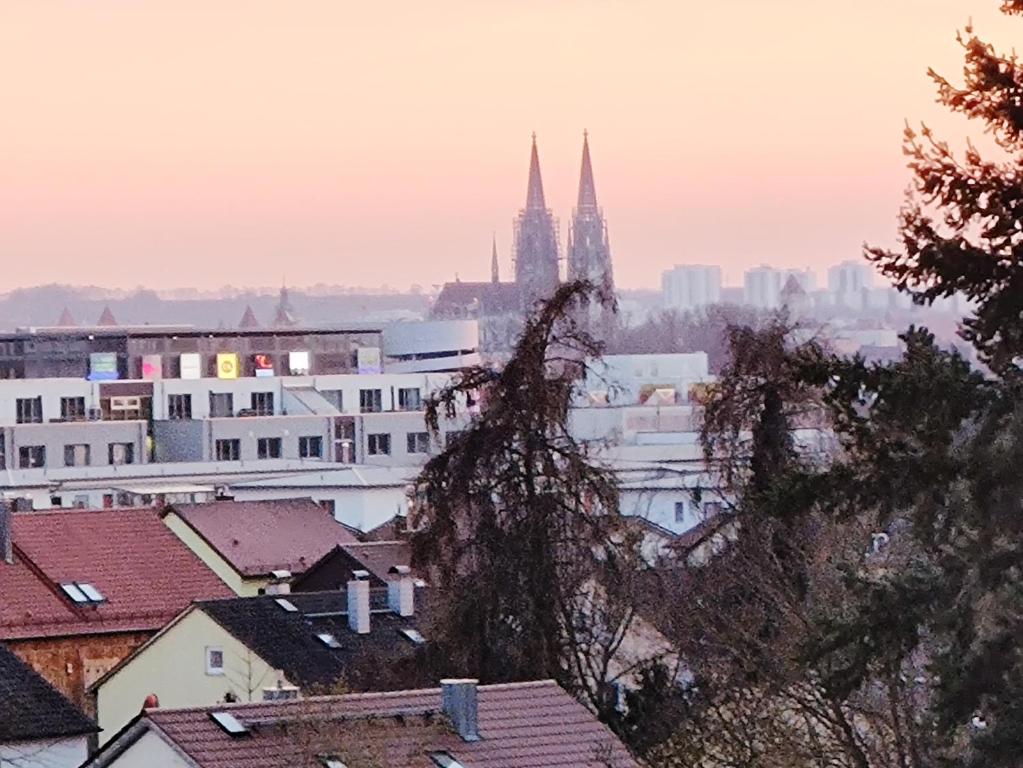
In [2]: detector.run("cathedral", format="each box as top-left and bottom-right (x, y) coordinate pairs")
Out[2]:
(432, 133), (616, 351)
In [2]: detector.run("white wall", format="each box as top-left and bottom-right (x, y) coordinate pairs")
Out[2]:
(0, 736), (89, 768)
(100, 730), (186, 768)
(661, 265), (721, 312)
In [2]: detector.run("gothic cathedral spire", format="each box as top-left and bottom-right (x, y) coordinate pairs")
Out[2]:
(514, 133), (560, 306)
(568, 131), (615, 330)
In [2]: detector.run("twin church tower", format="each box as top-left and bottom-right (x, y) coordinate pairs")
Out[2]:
(433, 133), (615, 347)
(510, 132), (615, 307)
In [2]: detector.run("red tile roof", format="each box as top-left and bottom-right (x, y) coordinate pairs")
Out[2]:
(0, 508), (232, 640)
(164, 499), (359, 578)
(137, 680), (638, 767)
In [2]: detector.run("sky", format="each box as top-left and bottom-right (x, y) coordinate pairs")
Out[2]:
(1, 1), (1018, 292)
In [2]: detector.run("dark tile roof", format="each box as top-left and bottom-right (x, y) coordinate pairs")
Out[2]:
(165, 499), (359, 578)
(0, 508), (232, 640)
(136, 680), (638, 767)
(292, 541), (415, 592)
(432, 281), (523, 317)
(0, 642), (97, 741)
(197, 590), (426, 690)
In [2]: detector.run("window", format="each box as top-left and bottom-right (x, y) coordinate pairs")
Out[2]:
(60, 582), (104, 604)
(406, 432), (430, 454)
(251, 391), (274, 416)
(205, 647), (225, 676)
(209, 392), (234, 418)
(19, 445), (45, 468)
(215, 439), (241, 461)
(674, 501), (687, 523)
(359, 388), (382, 413)
(703, 501), (726, 517)
(168, 394), (192, 420)
(320, 389), (343, 411)
(397, 387), (422, 411)
(299, 436), (322, 458)
(108, 443), (135, 465)
(400, 628), (427, 645)
(444, 430), (464, 447)
(430, 753), (465, 768)
(257, 437), (282, 459)
(16, 397), (42, 424)
(367, 433), (391, 456)
(73, 495), (89, 509)
(64, 444), (91, 467)
(60, 396), (86, 421)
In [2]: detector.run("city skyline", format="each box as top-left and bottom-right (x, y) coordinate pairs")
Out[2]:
(2, 1), (1017, 292)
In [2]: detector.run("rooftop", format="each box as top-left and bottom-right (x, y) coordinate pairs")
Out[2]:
(93, 680), (637, 767)
(0, 507), (232, 640)
(0, 642), (97, 742)
(164, 499), (360, 578)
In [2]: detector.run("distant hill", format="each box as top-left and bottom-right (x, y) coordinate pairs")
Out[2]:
(0, 284), (432, 330)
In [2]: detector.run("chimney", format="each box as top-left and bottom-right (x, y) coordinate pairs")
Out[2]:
(387, 565), (414, 617)
(442, 679), (480, 742)
(0, 501), (12, 565)
(347, 570), (371, 634)
(266, 569), (292, 595)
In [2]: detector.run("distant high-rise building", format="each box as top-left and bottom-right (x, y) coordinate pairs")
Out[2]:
(513, 134), (560, 307)
(661, 265), (721, 312)
(567, 132), (614, 290)
(743, 266), (786, 309)
(828, 260), (874, 294)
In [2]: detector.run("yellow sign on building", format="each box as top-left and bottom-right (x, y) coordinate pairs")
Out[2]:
(216, 352), (239, 379)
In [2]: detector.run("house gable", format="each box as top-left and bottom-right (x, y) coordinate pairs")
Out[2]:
(95, 609), (284, 745)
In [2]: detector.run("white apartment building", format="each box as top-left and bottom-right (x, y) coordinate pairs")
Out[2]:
(661, 265), (722, 313)
(743, 266), (817, 310)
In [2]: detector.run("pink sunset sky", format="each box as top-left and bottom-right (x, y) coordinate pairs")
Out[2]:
(0, 1), (1017, 292)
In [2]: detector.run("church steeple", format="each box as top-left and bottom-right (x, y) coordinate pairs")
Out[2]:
(577, 130), (598, 210)
(513, 133), (560, 305)
(525, 132), (547, 211)
(491, 234), (500, 283)
(568, 131), (615, 333)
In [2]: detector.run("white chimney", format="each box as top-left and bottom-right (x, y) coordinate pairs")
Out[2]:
(266, 569), (292, 595)
(347, 570), (371, 634)
(387, 565), (414, 617)
(441, 679), (480, 742)
(0, 501), (12, 565)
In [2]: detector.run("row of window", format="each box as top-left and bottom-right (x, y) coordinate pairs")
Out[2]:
(17, 442), (137, 469)
(11, 386), (425, 425)
(209, 431), (433, 461)
(213, 435), (324, 461)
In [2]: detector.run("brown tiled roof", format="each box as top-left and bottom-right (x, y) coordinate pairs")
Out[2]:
(0, 508), (232, 640)
(138, 680), (637, 767)
(164, 499), (359, 578)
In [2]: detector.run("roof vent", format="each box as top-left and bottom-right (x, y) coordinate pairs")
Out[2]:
(209, 711), (249, 737)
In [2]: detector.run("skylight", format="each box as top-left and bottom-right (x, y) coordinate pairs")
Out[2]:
(275, 598), (298, 612)
(430, 752), (465, 768)
(320, 758), (348, 768)
(209, 711), (249, 736)
(77, 583), (105, 602)
(316, 633), (341, 649)
(400, 628), (426, 645)
(61, 582), (105, 604)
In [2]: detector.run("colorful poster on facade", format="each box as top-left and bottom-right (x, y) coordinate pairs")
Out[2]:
(288, 350), (310, 376)
(216, 352), (239, 379)
(180, 353), (202, 380)
(88, 352), (119, 381)
(141, 354), (163, 380)
(253, 354), (275, 378)
(356, 346), (381, 375)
